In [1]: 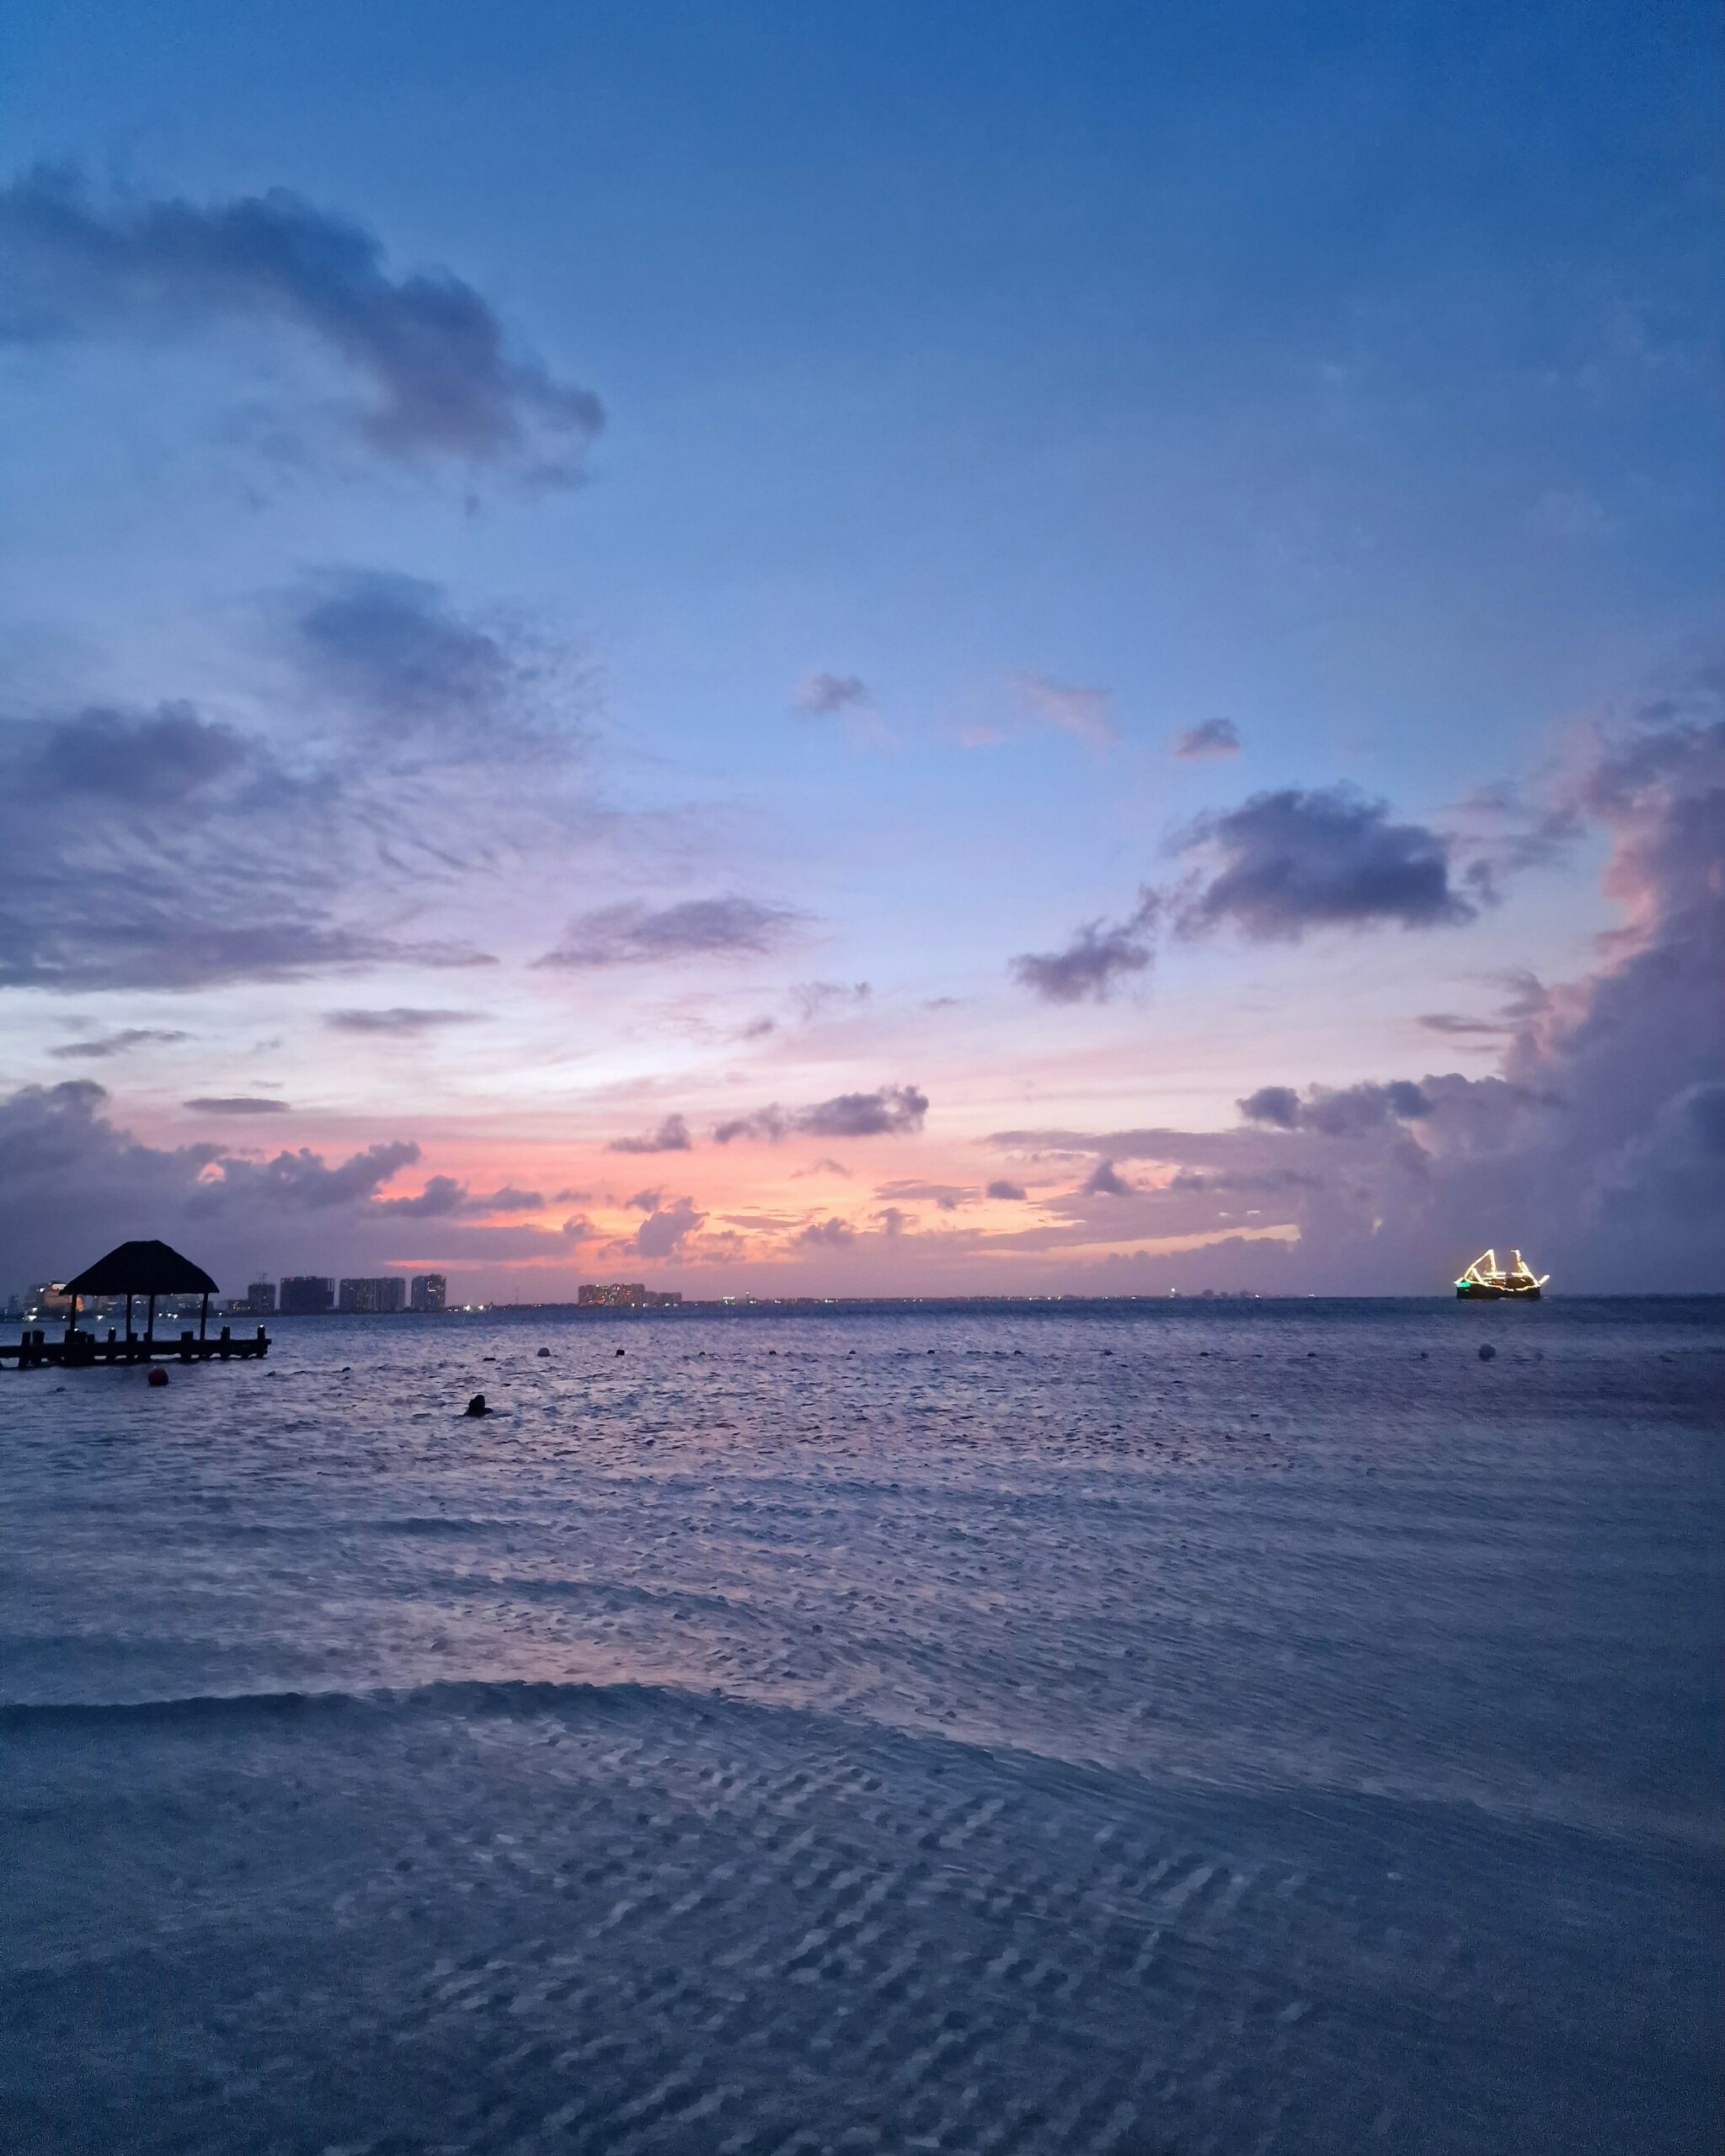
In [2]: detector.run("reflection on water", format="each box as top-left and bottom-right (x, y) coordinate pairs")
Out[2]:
(4, 1301), (1721, 2153)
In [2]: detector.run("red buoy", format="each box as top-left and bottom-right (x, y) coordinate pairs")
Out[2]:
(147, 1368), (168, 1387)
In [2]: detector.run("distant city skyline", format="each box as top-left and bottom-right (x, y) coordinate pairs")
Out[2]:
(0, 2), (1719, 1295)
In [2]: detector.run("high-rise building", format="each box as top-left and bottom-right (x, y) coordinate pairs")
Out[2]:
(575, 1283), (683, 1310)
(244, 1279), (277, 1316)
(578, 1281), (646, 1308)
(25, 1282), (72, 1324)
(409, 1273), (447, 1313)
(338, 1277), (406, 1314)
(280, 1276), (334, 1315)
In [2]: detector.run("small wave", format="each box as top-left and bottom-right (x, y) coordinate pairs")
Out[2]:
(0, 1675), (694, 1735)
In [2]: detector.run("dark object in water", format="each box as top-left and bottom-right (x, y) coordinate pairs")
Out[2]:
(464, 1392), (489, 1416)
(1456, 1248), (1548, 1299)
(615, 1348), (625, 1357)
(147, 1369), (168, 1387)
(537, 1346), (551, 1358)
(1478, 1343), (1497, 1362)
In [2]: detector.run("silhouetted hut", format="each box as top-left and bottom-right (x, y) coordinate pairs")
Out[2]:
(63, 1240), (220, 1346)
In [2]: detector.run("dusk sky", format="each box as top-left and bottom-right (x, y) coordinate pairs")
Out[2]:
(2, 0), (1720, 1296)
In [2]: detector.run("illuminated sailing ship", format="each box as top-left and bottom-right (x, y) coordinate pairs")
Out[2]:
(1455, 1249), (1548, 1300)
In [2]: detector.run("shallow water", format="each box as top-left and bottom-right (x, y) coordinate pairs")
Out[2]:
(3, 1299), (1721, 2153)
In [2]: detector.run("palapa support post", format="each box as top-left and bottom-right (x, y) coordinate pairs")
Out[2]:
(146, 1293), (156, 1347)
(199, 1291), (209, 1345)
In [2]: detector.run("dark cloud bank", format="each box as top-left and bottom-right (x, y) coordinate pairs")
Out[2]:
(995, 696), (1725, 1290)
(0, 1082), (593, 1284)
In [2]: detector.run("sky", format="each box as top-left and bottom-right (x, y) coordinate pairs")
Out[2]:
(1, 0), (1720, 1299)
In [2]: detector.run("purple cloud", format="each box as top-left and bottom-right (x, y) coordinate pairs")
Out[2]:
(608, 1114), (694, 1155)
(1238, 1081), (1433, 1134)
(795, 1216), (857, 1248)
(633, 1196), (704, 1257)
(1172, 718), (1242, 760)
(715, 1085), (928, 1144)
(0, 168), (601, 478)
(1012, 892), (1158, 1004)
(1177, 788), (1473, 939)
(793, 672), (870, 717)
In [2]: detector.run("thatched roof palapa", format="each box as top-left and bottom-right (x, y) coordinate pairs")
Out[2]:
(64, 1241), (219, 1298)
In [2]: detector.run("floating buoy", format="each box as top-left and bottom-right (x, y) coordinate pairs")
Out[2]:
(464, 1392), (489, 1416)
(615, 1347), (625, 1357)
(537, 1347), (551, 1358)
(147, 1368), (168, 1387)
(1478, 1343), (1497, 1362)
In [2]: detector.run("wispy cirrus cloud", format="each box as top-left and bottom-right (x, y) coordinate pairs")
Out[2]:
(284, 570), (584, 748)
(875, 1178), (971, 1211)
(1014, 673), (1119, 749)
(50, 1027), (191, 1060)
(789, 979), (872, 1024)
(537, 896), (803, 969)
(184, 1095), (291, 1116)
(0, 167), (601, 479)
(323, 1007), (486, 1034)
(0, 679), (505, 993)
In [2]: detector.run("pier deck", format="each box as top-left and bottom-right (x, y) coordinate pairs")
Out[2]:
(2, 1326), (270, 1369)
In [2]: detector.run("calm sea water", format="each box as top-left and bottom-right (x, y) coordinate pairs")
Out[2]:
(3, 1299), (1721, 2154)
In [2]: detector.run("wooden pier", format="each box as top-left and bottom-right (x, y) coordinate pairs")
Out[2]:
(3, 1236), (270, 1371)
(2, 1325), (270, 1369)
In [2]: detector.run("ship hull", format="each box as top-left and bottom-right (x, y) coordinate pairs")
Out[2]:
(1455, 1283), (1541, 1299)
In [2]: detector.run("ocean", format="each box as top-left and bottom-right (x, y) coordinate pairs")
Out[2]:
(3, 1299), (1720, 2153)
